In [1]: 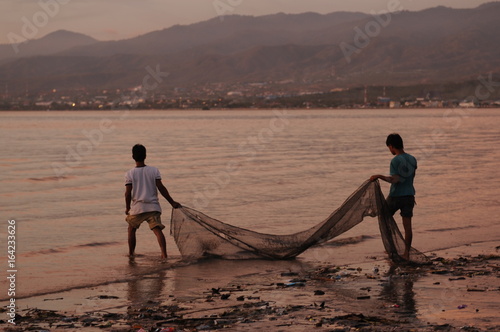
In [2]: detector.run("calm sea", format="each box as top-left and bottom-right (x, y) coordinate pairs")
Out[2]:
(1, 108), (500, 300)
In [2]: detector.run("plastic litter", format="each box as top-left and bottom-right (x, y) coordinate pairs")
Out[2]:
(281, 272), (299, 277)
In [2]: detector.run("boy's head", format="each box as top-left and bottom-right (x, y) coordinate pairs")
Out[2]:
(132, 144), (146, 162)
(386, 133), (404, 149)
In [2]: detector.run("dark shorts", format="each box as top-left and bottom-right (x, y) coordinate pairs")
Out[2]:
(386, 195), (415, 218)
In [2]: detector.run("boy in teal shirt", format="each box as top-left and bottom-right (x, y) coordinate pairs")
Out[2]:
(370, 133), (417, 261)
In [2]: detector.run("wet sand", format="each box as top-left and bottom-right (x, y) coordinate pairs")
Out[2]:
(1, 242), (499, 332)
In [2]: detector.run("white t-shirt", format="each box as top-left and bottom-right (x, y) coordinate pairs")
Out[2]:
(125, 165), (162, 215)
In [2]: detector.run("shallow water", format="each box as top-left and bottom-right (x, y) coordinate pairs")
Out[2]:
(1, 108), (500, 300)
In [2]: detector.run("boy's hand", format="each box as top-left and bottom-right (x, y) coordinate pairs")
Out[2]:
(171, 201), (182, 209)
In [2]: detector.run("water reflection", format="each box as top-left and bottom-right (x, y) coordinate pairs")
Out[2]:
(379, 265), (418, 318)
(126, 258), (170, 306)
(124, 257), (312, 306)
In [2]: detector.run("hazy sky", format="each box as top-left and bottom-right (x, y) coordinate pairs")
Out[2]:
(1, 0), (494, 44)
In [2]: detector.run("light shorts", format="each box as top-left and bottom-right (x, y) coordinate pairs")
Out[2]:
(386, 195), (415, 218)
(126, 211), (165, 230)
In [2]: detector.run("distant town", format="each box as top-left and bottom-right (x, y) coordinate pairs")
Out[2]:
(2, 5), (499, 112)
(1, 81), (499, 111)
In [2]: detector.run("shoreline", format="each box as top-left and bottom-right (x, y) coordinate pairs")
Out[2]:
(1, 242), (499, 331)
(1, 106), (500, 112)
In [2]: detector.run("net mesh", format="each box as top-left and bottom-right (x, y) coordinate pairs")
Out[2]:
(170, 180), (429, 264)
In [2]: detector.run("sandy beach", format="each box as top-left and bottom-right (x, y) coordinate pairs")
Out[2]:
(1, 241), (498, 332)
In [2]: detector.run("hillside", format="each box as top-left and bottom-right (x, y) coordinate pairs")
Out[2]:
(0, 30), (98, 62)
(1, 3), (499, 94)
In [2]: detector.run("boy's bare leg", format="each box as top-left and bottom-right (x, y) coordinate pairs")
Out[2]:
(402, 216), (413, 260)
(128, 225), (137, 256)
(152, 227), (168, 259)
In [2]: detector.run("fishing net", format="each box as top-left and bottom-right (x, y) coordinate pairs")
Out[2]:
(170, 180), (429, 264)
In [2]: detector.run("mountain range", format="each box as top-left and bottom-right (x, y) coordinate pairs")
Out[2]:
(1, 2), (499, 95)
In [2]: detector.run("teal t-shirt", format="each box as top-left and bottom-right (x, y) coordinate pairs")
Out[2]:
(389, 153), (417, 197)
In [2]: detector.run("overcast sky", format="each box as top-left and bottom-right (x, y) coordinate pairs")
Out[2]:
(1, 0), (494, 44)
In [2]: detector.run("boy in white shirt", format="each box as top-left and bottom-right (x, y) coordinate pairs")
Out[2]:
(125, 144), (181, 259)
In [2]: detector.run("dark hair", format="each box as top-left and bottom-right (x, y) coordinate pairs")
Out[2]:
(386, 133), (404, 149)
(132, 144), (146, 162)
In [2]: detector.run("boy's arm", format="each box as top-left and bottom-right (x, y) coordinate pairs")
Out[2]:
(156, 179), (182, 208)
(371, 158), (401, 183)
(370, 174), (400, 183)
(125, 184), (132, 215)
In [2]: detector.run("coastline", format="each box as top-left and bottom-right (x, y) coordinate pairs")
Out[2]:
(1, 241), (499, 331)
